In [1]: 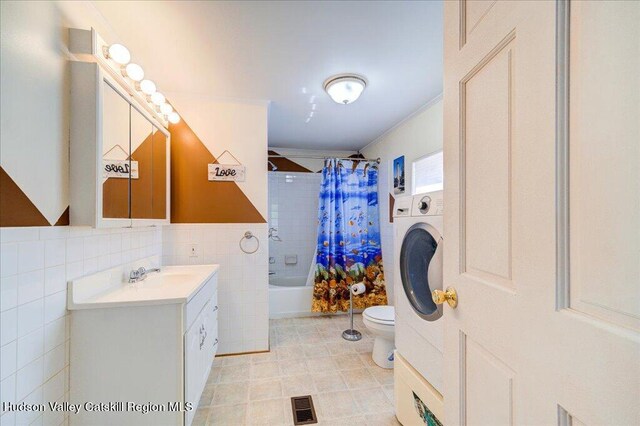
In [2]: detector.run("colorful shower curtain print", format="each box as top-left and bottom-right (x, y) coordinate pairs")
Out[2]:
(312, 159), (388, 313)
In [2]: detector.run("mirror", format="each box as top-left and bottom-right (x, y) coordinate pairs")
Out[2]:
(102, 81), (130, 219)
(130, 105), (154, 219)
(99, 79), (169, 223)
(70, 61), (170, 228)
(151, 126), (167, 219)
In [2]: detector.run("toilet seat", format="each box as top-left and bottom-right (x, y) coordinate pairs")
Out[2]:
(363, 306), (395, 325)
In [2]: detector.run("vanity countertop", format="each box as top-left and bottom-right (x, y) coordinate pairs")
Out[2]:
(68, 264), (219, 310)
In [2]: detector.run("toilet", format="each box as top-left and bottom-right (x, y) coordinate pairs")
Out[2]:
(362, 305), (395, 369)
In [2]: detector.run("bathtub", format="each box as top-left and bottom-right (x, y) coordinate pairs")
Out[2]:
(269, 275), (316, 319)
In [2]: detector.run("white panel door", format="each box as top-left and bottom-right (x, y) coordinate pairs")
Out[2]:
(443, 1), (639, 425)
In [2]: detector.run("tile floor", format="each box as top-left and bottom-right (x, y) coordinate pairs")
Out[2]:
(193, 314), (400, 425)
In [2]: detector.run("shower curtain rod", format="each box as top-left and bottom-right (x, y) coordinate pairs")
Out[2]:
(268, 154), (381, 164)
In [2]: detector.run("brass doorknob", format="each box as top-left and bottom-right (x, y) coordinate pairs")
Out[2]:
(432, 287), (458, 308)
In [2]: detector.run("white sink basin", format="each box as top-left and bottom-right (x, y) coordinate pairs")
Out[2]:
(139, 273), (196, 287)
(68, 262), (219, 310)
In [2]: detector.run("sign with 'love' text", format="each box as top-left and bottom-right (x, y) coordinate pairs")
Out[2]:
(103, 160), (139, 179)
(208, 164), (246, 182)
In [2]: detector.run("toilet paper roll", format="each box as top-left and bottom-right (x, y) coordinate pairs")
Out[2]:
(351, 282), (366, 295)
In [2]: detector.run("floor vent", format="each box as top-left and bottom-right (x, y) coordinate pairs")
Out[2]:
(290, 395), (318, 425)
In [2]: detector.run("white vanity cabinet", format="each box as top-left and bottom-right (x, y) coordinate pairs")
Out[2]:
(68, 263), (218, 426)
(183, 273), (219, 425)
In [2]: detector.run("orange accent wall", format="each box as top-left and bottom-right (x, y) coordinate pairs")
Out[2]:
(169, 119), (266, 224)
(54, 207), (69, 226)
(2, 113), (262, 226)
(0, 167), (51, 227)
(267, 150), (313, 172)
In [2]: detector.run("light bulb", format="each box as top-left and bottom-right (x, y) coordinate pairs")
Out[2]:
(168, 112), (180, 124)
(151, 92), (165, 106)
(160, 103), (173, 115)
(138, 79), (156, 95)
(124, 63), (144, 82)
(106, 44), (130, 65)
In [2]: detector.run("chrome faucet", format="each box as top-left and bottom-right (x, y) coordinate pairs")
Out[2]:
(268, 227), (282, 242)
(128, 266), (161, 283)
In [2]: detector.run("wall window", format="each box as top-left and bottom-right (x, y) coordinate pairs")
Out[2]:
(413, 150), (443, 194)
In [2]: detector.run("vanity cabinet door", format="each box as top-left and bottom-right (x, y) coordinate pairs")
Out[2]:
(130, 106), (154, 219)
(202, 301), (217, 375)
(184, 300), (215, 426)
(101, 81), (130, 219)
(184, 320), (201, 426)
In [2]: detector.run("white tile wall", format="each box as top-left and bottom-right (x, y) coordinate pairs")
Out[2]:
(162, 224), (269, 355)
(268, 172), (321, 281)
(0, 225), (161, 426)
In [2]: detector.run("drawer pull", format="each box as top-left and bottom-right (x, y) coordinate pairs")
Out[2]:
(199, 325), (207, 350)
(213, 305), (218, 312)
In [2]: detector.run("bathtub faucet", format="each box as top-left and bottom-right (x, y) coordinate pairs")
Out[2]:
(268, 228), (283, 242)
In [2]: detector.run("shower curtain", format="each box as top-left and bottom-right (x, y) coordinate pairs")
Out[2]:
(311, 159), (388, 313)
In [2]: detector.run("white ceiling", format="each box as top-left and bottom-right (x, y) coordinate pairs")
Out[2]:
(93, 1), (443, 150)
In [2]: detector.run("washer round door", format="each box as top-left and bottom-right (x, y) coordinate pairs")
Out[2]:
(399, 222), (443, 321)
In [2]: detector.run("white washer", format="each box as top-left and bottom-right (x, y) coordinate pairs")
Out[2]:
(393, 191), (444, 425)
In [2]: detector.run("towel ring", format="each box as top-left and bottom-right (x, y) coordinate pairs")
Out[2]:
(239, 231), (259, 254)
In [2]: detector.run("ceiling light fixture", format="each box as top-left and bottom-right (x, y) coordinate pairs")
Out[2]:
(105, 44), (130, 65)
(323, 74), (367, 105)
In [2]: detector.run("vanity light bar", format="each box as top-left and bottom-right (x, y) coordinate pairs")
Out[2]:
(137, 79), (156, 96)
(168, 112), (180, 124)
(151, 92), (165, 106)
(69, 28), (180, 127)
(123, 63), (144, 82)
(103, 42), (180, 124)
(104, 44), (130, 65)
(160, 103), (173, 115)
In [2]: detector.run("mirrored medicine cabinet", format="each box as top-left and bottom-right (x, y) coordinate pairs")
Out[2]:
(70, 61), (170, 228)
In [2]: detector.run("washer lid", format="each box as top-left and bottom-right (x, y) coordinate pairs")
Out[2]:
(363, 305), (395, 323)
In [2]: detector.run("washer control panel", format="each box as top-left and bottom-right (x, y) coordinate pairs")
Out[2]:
(411, 191), (443, 216)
